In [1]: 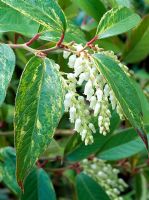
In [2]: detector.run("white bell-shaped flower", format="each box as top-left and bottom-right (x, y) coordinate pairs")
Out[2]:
(70, 106), (76, 123)
(90, 96), (97, 109)
(74, 57), (84, 69)
(98, 115), (103, 126)
(81, 129), (87, 141)
(89, 123), (96, 133)
(86, 89), (94, 101)
(74, 65), (84, 77)
(84, 80), (93, 95)
(68, 55), (76, 68)
(75, 118), (82, 132)
(67, 73), (76, 82)
(104, 84), (110, 97)
(74, 44), (83, 51)
(96, 88), (103, 102)
(78, 72), (90, 85)
(63, 50), (71, 59)
(94, 102), (101, 116)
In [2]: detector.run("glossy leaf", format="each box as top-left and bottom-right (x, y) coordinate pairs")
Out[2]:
(93, 53), (148, 149)
(0, 1), (39, 37)
(73, 0), (106, 21)
(134, 173), (148, 200)
(0, 4), (86, 44)
(132, 81), (149, 124)
(123, 15), (149, 63)
(21, 168), (56, 200)
(0, 147), (20, 195)
(14, 57), (64, 185)
(96, 7), (141, 39)
(0, 44), (15, 106)
(1, 0), (67, 33)
(98, 125), (149, 160)
(76, 173), (110, 200)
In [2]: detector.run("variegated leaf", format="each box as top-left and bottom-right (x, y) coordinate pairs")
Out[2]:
(1, 0), (67, 33)
(0, 147), (20, 195)
(93, 53), (148, 150)
(0, 44), (15, 105)
(96, 7), (141, 39)
(14, 57), (64, 186)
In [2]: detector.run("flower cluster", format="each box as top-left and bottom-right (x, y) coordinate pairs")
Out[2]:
(81, 158), (127, 200)
(63, 44), (125, 145)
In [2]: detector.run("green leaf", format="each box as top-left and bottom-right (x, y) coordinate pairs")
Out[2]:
(96, 7), (141, 39)
(0, 3), (85, 44)
(0, 147), (20, 195)
(133, 173), (148, 200)
(98, 125), (149, 160)
(0, 1), (39, 37)
(66, 134), (109, 161)
(73, 0), (106, 21)
(14, 57), (64, 186)
(1, 0), (67, 33)
(93, 53), (148, 149)
(123, 15), (149, 63)
(76, 173), (110, 200)
(0, 44), (15, 106)
(21, 168), (56, 200)
(132, 81), (149, 124)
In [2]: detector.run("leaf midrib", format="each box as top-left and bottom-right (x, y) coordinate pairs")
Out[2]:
(79, 176), (97, 200)
(99, 14), (136, 36)
(94, 58), (140, 128)
(28, 60), (45, 156)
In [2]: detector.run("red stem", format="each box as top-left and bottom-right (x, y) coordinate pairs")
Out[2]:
(87, 35), (98, 46)
(26, 33), (40, 46)
(56, 32), (65, 47)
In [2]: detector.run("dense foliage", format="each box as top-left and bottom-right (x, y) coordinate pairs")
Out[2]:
(0, 0), (149, 199)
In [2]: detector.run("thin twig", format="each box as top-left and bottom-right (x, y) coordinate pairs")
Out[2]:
(26, 33), (40, 46)
(0, 131), (14, 136)
(56, 32), (65, 47)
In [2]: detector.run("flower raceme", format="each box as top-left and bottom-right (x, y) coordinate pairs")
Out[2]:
(62, 44), (129, 145)
(81, 158), (127, 200)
